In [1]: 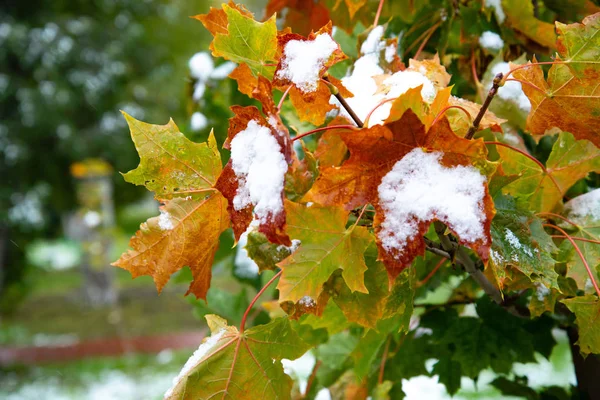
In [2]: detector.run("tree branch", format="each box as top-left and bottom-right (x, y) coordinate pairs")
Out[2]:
(465, 72), (503, 140)
(322, 76), (364, 128)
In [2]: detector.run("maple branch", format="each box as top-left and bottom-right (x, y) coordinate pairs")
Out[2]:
(323, 76), (364, 128)
(240, 270), (282, 333)
(277, 85), (293, 113)
(431, 222), (511, 307)
(373, 0), (385, 27)
(292, 124), (357, 142)
(465, 72), (503, 140)
(544, 224), (600, 297)
(378, 337), (391, 385)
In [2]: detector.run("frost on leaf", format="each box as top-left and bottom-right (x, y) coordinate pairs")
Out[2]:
(216, 106), (292, 245)
(488, 194), (559, 291)
(277, 201), (373, 305)
(165, 315), (310, 400)
(113, 114), (229, 299)
(375, 149), (492, 279)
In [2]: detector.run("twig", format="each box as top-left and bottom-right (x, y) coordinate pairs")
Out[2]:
(277, 85), (292, 112)
(378, 337), (391, 385)
(240, 270), (282, 332)
(465, 72), (503, 140)
(303, 360), (322, 398)
(373, 0), (385, 27)
(417, 258), (446, 287)
(322, 76), (364, 128)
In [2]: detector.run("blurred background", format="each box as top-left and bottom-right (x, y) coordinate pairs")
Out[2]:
(0, 0), (266, 398)
(0, 0), (579, 399)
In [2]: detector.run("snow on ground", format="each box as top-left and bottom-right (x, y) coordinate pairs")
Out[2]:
(230, 120), (288, 223)
(277, 33), (338, 93)
(564, 189), (600, 221)
(377, 149), (487, 256)
(485, 0), (506, 23)
(334, 26), (436, 127)
(479, 31), (504, 52)
(190, 112), (208, 131)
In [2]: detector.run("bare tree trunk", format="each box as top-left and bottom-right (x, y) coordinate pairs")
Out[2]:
(568, 326), (600, 400)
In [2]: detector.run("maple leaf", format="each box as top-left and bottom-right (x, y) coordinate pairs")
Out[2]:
(513, 14), (600, 147)
(215, 105), (292, 245)
(276, 201), (373, 304)
(314, 118), (349, 168)
(113, 114), (229, 299)
(488, 194), (559, 290)
(560, 189), (600, 291)
(264, 0), (331, 36)
(228, 63), (257, 98)
(305, 109), (494, 279)
(562, 295), (600, 355)
(199, 3), (278, 78)
(165, 315), (311, 399)
(498, 132), (600, 212)
(502, 0), (557, 49)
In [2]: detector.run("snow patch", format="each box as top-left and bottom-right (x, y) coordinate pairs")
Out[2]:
(189, 52), (214, 81)
(83, 211), (102, 228)
(535, 283), (550, 301)
(190, 112), (208, 131)
(210, 62), (236, 80)
(282, 351), (316, 394)
(491, 62), (531, 112)
(230, 120), (288, 223)
(277, 33), (338, 93)
(485, 0), (506, 23)
(235, 225), (260, 279)
(337, 27), (435, 127)
(377, 149), (487, 256)
(164, 329), (227, 398)
(564, 189), (600, 221)
(277, 239), (302, 253)
(479, 31), (504, 52)
(299, 296), (316, 308)
(158, 210), (174, 231)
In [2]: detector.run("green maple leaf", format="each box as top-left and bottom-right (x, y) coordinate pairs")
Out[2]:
(489, 194), (559, 290)
(245, 231), (294, 272)
(166, 315), (310, 399)
(212, 4), (278, 77)
(560, 189), (600, 291)
(432, 358), (462, 396)
(277, 201), (373, 303)
(121, 112), (222, 201)
(113, 114), (229, 299)
(499, 132), (600, 212)
(562, 295), (600, 355)
(325, 245), (390, 329)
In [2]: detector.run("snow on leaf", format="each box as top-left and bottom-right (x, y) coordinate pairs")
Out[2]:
(277, 201), (373, 304)
(498, 131), (600, 212)
(305, 110), (494, 278)
(276, 29), (340, 94)
(562, 296), (600, 355)
(201, 3), (278, 78)
(216, 106), (292, 245)
(488, 194), (559, 290)
(114, 115), (229, 299)
(165, 315), (311, 400)
(375, 148), (490, 280)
